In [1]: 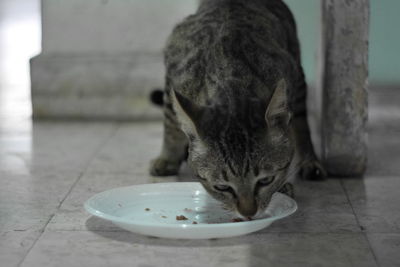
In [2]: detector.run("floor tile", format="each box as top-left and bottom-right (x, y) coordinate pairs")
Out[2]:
(367, 233), (400, 267)
(47, 173), (146, 231)
(0, 230), (41, 267)
(0, 122), (117, 175)
(0, 122), (117, 265)
(20, 230), (377, 267)
(86, 122), (163, 174)
(0, 170), (81, 266)
(0, 171), (80, 206)
(48, 168), (195, 232)
(49, 173), (359, 234)
(366, 126), (400, 176)
(28, 122), (117, 173)
(265, 178), (360, 233)
(0, 115), (32, 136)
(0, 171), (81, 232)
(342, 176), (400, 233)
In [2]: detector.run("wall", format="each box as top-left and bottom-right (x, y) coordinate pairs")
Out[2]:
(30, 0), (399, 119)
(41, 0), (197, 54)
(286, 0), (400, 86)
(31, 0), (198, 120)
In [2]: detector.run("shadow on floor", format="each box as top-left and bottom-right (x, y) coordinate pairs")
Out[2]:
(85, 215), (267, 248)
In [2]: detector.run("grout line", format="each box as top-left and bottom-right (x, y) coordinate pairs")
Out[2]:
(16, 172), (83, 267)
(17, 123), (121, 267)
(339, 179), (381, 267)
(338, 179), (364, 231)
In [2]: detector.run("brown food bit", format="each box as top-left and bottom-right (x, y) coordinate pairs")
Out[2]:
(232, 218), (244, 222)
(145, 208), (150, 211)
(176, 215), (188, 221)
(192, 221), (198, 224)
(184, 208), (193, 212)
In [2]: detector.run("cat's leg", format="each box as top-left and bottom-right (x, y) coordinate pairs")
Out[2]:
(293, 115), (327, 180)
(150, 96), (188, 176)
(278, 182), (294, 198)
(292, 66), (327, 180)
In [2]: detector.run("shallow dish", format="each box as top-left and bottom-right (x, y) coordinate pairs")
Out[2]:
(84, 182), (297, 239)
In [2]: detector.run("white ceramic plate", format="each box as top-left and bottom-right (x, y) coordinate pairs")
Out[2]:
(84, 182), (297, 239)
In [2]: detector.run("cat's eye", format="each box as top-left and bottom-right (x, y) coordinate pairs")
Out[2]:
(257, 176), (275, 186)
(213, 184), (231, 191)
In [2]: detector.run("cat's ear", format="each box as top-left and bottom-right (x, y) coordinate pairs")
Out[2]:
(265, 79), (291, 128)
(171, 89), (204, 135)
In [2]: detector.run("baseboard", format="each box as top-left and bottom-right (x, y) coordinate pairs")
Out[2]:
(30, 52), (164, 120)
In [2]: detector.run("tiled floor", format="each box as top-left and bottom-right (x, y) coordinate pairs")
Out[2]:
(1, 1), (400, 267)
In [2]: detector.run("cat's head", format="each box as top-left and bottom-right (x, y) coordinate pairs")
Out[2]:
(171, 79), (295, 218)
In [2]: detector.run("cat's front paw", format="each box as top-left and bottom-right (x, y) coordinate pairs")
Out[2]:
(149, 157), (181, 176)
(299, 160), (327, 180)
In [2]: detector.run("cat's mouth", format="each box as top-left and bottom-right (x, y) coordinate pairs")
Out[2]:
(218, 191), (273, 220)
(221, 203), (253, 220)
(233, 209), (259, 221)
(233, 208), (268, 221)
(235, 194), (274, 220)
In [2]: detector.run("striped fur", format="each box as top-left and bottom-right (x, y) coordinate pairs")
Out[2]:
(150, 0), (324, 217)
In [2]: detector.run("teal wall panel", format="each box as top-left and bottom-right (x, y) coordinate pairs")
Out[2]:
(284, 0), (399, 85)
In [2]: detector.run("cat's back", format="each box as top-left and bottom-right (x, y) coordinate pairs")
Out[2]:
(168, 0), (295, 47)
(165, 0), (299, 102)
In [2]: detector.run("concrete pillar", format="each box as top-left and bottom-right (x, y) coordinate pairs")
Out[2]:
(30, 0), (197, 120)
(319, 0), (369, 176)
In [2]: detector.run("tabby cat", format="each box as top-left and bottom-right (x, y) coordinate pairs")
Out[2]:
(150, 0), (325, 218)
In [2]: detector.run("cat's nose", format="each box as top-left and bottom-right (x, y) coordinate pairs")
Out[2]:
(237, 197), (257, 217)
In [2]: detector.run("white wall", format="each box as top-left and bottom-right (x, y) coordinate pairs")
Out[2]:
(41, 0), (198, 54)
(31, 0), (198, 119)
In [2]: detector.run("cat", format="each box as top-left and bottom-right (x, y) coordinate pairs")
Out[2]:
(150, 0), (326, 218)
